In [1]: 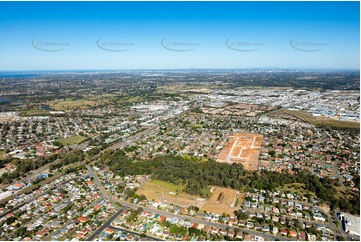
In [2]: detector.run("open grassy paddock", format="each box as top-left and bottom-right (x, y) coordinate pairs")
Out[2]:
(125, 96), (145, 103)
(281, 109), (360, 129)
(136, 179), (205, 208)
(0, 151), (6, 159)
(19, 109), (51, 117)
(186, 123), (204, 128)
(47, 94), (117, 111)
(57, 135), (86, 145)
(47, 99), (98, 110)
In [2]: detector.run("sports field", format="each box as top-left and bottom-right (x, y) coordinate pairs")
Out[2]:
(57, 135), (86, 145)
(216, 133), (263, 170)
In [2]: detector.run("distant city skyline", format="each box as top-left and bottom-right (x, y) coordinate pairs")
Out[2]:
(0, 1), (359, 70)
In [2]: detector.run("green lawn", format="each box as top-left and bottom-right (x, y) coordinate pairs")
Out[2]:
(47, 98), (98, 111)
(126, 96), (144, 103)
(19, 109), (50, 117)
(186, 123), (204, 128)
(47, 95), (116, 111)
(0, 151), (6, 159)
(151, 179), (184, 192)
(57, 135), (86, 145)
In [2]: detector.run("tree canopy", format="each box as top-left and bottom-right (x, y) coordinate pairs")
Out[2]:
(99, 150), (359, 215)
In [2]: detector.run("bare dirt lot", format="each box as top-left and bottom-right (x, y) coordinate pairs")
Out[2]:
(136, 180), (205, 208)
(217, 133), (263, 170)
(0, 117), (15, 123)
(201, 186), (244, 215)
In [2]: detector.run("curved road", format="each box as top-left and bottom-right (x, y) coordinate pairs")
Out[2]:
(87, 166), (292, 241)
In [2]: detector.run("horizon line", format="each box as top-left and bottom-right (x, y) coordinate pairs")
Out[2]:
(0, 67), (360, 72)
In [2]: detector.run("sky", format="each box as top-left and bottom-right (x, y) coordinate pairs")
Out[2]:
(0, 1), (359, 70)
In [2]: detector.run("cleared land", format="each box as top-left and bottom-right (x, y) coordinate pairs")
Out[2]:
(0, 117), (15, 122)
(0, 151), (6, 159)
(217, 133), (263, 170)
(186, 123), (204, 128)
(202, 186), (244, 215)
(126, 96), (144, 103)
(47, 95), (116, 111)
(19, 109), (50, 116)
(137, 181), (244, 215)
(57, 135), (86, 145)
(47, 99), (98, 110)
(136, 180), (205, 208)
(156, 84), (229, 95)
(281, 109), (360, 129)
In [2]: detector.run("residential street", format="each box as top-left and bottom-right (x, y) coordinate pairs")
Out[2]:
(86, 166), (293, 241)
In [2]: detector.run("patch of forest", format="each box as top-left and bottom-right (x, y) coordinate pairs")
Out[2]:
(99, 150), (360, 215)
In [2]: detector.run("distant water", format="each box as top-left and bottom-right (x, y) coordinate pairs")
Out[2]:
(0, 72), (40, 78)
(40, 105), (54, 111)
(0, 97), (11, 104)
(0, 98), (24, 104)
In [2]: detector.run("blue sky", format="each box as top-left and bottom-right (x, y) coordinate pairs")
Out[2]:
(0, 1), (359, 70)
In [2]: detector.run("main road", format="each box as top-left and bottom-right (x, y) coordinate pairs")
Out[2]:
(86, 166), (292, 241)
(109, 224), (164, 241)
(89, 126), (157, 165)
(107, 127), (157, 151)
(333, 160), (345, 188)
(0, 177), (77, 220)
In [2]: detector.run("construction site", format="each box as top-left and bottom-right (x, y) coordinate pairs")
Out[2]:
(216, 133), (263, 171)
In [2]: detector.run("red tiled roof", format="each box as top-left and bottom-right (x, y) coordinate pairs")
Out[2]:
(77, 216), (89, 222)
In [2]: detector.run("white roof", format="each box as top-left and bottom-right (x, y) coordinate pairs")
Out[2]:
(345, 214), (360, 236)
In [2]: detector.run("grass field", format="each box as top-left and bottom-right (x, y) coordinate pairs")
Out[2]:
(19, 109), (50, 117)
(151, 179), (184, 191)
(0, 151), (6, 159)
(48, 94), (147, 111)
(47, 95), (116, 111)
(281, 109), (360, 129)
(57, 135), (86, 145)
(157, 84), (228, 94)
(47, 99), (98, 110)
(202, 186), (244, 215)
(126, 96), (144, 103)
(136, 179), (205, 208)
(186, 123), (204, 128)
